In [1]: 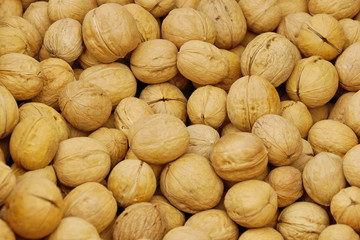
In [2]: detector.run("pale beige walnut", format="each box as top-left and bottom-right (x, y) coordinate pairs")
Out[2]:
(163, 226), (211, 240)
(0, 53), (42, 101)
(286, 56), (339, 108)
(124, 4), (160, 42)
(309, 103), (333, 123)
(161, 8), (215, 49)
(53, 137), (111, 187)
(0, 0), (22, 18)
(176, 0), (199, 8)
(187, 86), (227, 129)
(277, 202), (329, 239)
(63, 182), (117, 233)
(289, 139), (314, 173)
(48, 217), (101, 240)
(108, 160), (156, 207)
(345, 90), (360, 136)
(343, 144), (360, 187)
(97, 0), (133, 4)
(44, 18), (83, 63)
(298, 14), (346, 60)
(4, 177), (63, 239)
(79, 63), (137, 108)
(89, 127), (128, 168)
(239, 227), (284, 240)
(227, 75), (280, 132)
(150, 195), (185, 231)
(78, 48), (101, 69)
(134, 0), (175, 18)
(32, 58), (76, 110)
(322, 224), (359, 240)
(114, 97), (154, 137)
(186, 124), (220, 159)
(0, 162), (16, 206)
(0, 219), (15, 240)
(113, 202), (168, 240)
(139, 83), (187, 122)
(329, 92), (355, 123)
(336, 42), (360, 91)
(82, 3), (141, 63)
(308, 0), (360, 20)
(19, 102), (69, 141)
(185, 209), (239, 240)
(221, 123), (241, 136)
(177, 40), (229, 85)
(224, 180), (278, 228)
(330, 187), (360, 231)
(241, 32), (301, 87)
(10, 117), (59, 170)
(0, 16), (41, 57)
(211, 132), (268, 182)
(130, 39), (178, 84)
(59, 81), (112, 132)
(160, 153), (224, 213)
(215, 49), (242, 91)
(0, 86), (19, 139)
(252, 114), (303, 166)
(277, 0), (307, 18)
(17, 165), (57, 184)
(197, 0), (247, 49)
(48, 0), (97, 23)
(277, 12), (311, 47)
(339, 18), (360, 49)
(280, 100), (313, 138)
(23, 1), (51, 38)
(239, 0), (281, 33)
(308, 119), (358, 156)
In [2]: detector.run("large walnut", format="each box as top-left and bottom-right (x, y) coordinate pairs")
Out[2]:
(23, 1), (51, 38)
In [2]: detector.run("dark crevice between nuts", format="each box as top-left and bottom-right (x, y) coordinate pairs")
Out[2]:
(30, 194), (60, 209)
(306, 25), (341, 53)
(147, 98), (187, 105)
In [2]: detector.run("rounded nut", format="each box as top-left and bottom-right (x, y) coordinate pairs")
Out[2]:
(239, 227), (284, 240)
(308, 0), (360, 20)
(48, 0), (97, 23)
(319, 224), (360, 240)
(336, 42), (360, 91)
(277, 12), (311, 47)
(163, 226), (211, 240)
(23, 1), (51, 38)
(0, 86), (19, 139)
(0, 162), (16, 206)
(339, 18), (360, 49)
(0, 219), (15, 240)
(343, 144), (360, 187)
(329, 92), (355, 123)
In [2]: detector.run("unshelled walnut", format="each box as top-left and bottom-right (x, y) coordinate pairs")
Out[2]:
(0, 0), (22, 18)
(329, 92), (355, 123)
(277, 0), (307, 18)
(78, 48), (101, 69)
(343, 144), (360, 187)
(309, 103), (333, 123)
(176, 0), (200, 8)
(23, 1), (51, 38)
(0, 162), (16, 206)
(336, 42), (360, 91)
(277, 12), (311, 47)
(308, 0), (360, 20)
(319, 224), (360, 240)
(17, 165), (57, 184)
(239, 227), (284, 240)
(48, 0), (97, 23)
(345, 90), (360, 136)
(134, 0), (175, 18)
(163, 226), (211, 240)
(339, 18), (360, 49)
(0, 86), (19, 139)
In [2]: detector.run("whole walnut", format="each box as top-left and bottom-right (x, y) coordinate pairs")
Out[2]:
(32, 58), (76, 110)
(130, 39), (178, 84)
(113, 202), (168, 240)
(0, 219), (15, 240)
(78, 48), (101, 69)
(277, 0), (307, 18)
(339, 18), (360, 49)
(345, 90), (360, 136)
(0, 16), (41, 57)
(48, 217), (101, 240)
(336, 42), (360, 91)
(252, 114), (303, 166)
(225, 180), (278, 228)
(298, 14), (345, 61)
(4, 177), (63, 239)
(239, 227), (284, 240)
(48, 0), (97, 23)
(319, 224), (359, 240)
(187, 86), (227, 129)
(79, 63), (137, 108)
(286, 56), (339, 108)
(239, 0), (281, 33)
(44, 18), (83, 63)
(163, 226), (211, 240)
(0, 162), (16, 206)
(0, 53), (43, 101)
(59, 81), (112, 132)
(134, 0), (175, 18)
(0, 0), (22, 18)
(277, 12), (311, 47)
(329, 92), (355, 123)
(241, 32), (300, 87)
(17, 165), (57, 184)
(82, 3), (141, 63)
(343, 144), (360, 187)
(227, 75), (280, 132)
(307, 120), (358, 156)
(63, 182), (117, 232)
(161, 8), (216, 49)
(0, 86), (19, 139)
(160, 153), (224, 213)
(330, 187), (360, 231)
(23, 1), (51, 38)
(185, 209), (239, 240)
(53, 137), (111, 187)
(308, 0), (360, 20)
(197, 0), (247, 49)
(289, 139), (314, 172)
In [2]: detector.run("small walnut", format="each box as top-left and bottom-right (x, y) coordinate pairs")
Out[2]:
(277, 12), (311, 47)
(308, 0), (360, 20)
(23, 1), (51, 38)
(329, 92), (355, 123)
(239, 227), (284, 240)
(0, 86), (19, 139)
(336, 42), (360, 91)
(134, 0), (175, 18)
(0, 162), (16, 206)
(343, 144), (360, 187)
(163, 226), (211, 240)
(339, 18), (360, 49)
(17, 165), (57, 184)
(48, 0), (97, 23)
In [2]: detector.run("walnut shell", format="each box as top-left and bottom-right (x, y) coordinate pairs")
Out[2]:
(163, 226), (211, 240)
(0, 219), (15, 240)
(176, 0), (200, 8)
(53, 137), (111, 187)
(286, 56), (339, 108)
(227, 75), (280, 132)
(309, 103), (332, 123)
(79, 63), (137, 108)
(298, 14), (345, 60)
(277, 0), (307, 18)
(48, 0), (97, 23)
(329, 92), (355, 123)
(277, 202), (329, 239)
(185, 209), (239, 240)
(17, 165), (57, 184)
(59, 81), (112, 132)
(289, 139), (314, 172)
(113, 202), (168, 240)
(44, 18), (83, 63)
(0, 86), (19, 139)
(336, 42), (360, 91)
(308, 119), (358, 156)
(241, 32), (301, 87)
(63, 182), (117, 232)
(82, 3), (141, 63)
(160, 153), (224, 213)
(0, 162), (16, 206)
(224, 180), (278, 228)
(0, 53), (43, 101)
(0, 0), (22, 18)
(239, 227), (284, 240)
(78, 48), (102, 69)
(343, 144), (360, 187)
(308, 0), (360, 20)
(339, 18), (360, 49)
(345, 90), (360, 136)
(197, 0), (247, 49)
(134, 0), (175, 18)
(48, 217), (102, 240)
(23, 1), (51, 38)
(319, 224), (360, 240)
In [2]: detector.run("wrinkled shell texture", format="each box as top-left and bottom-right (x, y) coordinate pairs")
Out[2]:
(345, 90), (360, 136)
(329, 92), (355, 123)
(0, 0), (22, 18)
(336, 42), (360, 91)
(343, 144), (360, 187)
(339, 18), (360, 49)
(0, 162), (16, 206)
(48, 0), (98, 23)
(308, 0), (360, 20)
(0, 86), (19, 139)
(318, 224), (360, 240)
(277, 0), (307, 17)
(23, 1), (51, 38)
(239, 227), (284, 240)
(134, 0), (176, 18)
(277, 12), (311, 47)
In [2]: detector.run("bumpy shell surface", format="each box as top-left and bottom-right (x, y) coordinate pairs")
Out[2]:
(343, 144), (360, 187)
(329, 92), (355, 123)
(134, 0), (175, 18)
(239, 227), (284, 240)
(23, 1), (51, 38)
(48, 0), (97, 23)
(78, 48), (101, 69)
(0, 162), (16, 206)
(17, 165), (57, 184)
(308, 0), (360, 20)
(277, 0), (307, 18)
(345, 90), (360, 136)
(0, 86), (19, 139)
(277, 12), (311, 47)
(336, 42), (360, 91)
(319, 224), (360, 240)
(163, 226), (211, 240)
(0, 0), (22, 18)
(289, 139), (314, 172)
(339, 18), (360, 49)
